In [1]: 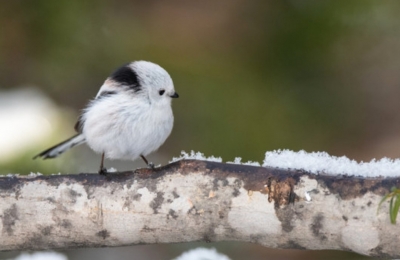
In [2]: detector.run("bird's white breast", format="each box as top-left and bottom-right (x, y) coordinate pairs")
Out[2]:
(82, 93), (174, 160)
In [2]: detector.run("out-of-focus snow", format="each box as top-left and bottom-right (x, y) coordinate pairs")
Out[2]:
(5, 173), (20, 177)
(9, 252), (68, 260)
(263, 149), (400, 177)
(0, 88), (60, 162)
(173, 248), (231, 260)
(171, 151), (223, 163)
(29, 172), (43, 177)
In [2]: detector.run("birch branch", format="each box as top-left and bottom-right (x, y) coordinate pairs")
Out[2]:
(0, 160), (399, 258)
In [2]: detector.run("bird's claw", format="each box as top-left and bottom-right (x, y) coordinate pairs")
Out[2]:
(148, 162), (155, 169)
(98, 167), (108, 175)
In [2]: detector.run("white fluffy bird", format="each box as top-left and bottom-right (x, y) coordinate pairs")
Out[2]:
(34, 61), (179, 174)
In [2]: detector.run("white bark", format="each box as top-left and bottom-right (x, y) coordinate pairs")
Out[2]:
(0, 160), (399, 258)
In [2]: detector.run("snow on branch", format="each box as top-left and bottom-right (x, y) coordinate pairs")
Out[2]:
(1, 153), (400, 258)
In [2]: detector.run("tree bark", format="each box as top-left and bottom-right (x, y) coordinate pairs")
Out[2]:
(0, 160), (399, 258)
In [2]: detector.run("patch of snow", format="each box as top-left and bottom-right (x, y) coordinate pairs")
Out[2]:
(171, 151), (222, 163)
(107, 167), (118, 173)
(173, 248), (231, 260)
(226, 157), (260, 166)
(263, 149), (400, 177)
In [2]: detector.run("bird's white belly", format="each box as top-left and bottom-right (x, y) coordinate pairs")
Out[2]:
(82, 96), (173, 161)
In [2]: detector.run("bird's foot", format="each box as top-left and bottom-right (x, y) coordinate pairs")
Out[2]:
(147, 162), (155, 169)
(98, 167), (108, 175)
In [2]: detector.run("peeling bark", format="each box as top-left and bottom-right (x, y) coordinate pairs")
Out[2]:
(0, 160), (399, 258)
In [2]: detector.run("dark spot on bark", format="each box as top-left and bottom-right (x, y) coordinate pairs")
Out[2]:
(188, 206), (198, 215)
(280, 240), (307, 250)
(311, 213), (326, 240)
(212, 178), (229, 190)
(84, 186), (95, 200)
(203, 227), (216, 243)
(353, 216), (359, 220)
(367, 201), (372, 207)
(124, 179), (134, 189)
(233, 179), (242, 187)
(294, 208), (304, 221)
(123, 198), (132, 210)
(27, 233), (44, 248)
(219, 211), (224, 219)
(276, 206), (295, 232)
(15, 189), (21, 199)
(167, 199), (172, 203)
(370, 245), (393, 259)
(46, 197), (56, 203)
(342, 215), (348, 221)
(172, 190), (180, 198)
(97, 229), (110, 239)
(212, 178), (219, 190)
(61, 219), (72, 229)
(133, 193), (142, 201)
(142, 225), (156, 232)
(67, 189), (81, 203)
(137, 178), (158, 193)
(150, 192), (164, 214)
(41, 226), (53, 235)
(2, 204), (18, 235)
(232, 188), (240, 197)
(249, 234), (266, 244)
(168, 209), (178, 219)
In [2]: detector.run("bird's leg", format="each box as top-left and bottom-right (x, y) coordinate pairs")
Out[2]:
(98, 152), (108, 175)
(140, 155), (154, 169)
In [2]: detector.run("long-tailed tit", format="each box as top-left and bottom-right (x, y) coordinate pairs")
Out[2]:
(34, 61), (179, 174)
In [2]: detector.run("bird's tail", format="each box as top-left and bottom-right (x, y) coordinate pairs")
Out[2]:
(33, 134), (86, 159)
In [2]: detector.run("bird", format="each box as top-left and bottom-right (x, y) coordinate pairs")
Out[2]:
(34, 61), (179, 174)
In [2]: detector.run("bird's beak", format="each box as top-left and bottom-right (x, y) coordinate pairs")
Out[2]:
(170, 92), (179, 98)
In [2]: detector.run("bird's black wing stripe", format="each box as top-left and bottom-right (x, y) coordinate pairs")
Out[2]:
(110, 64), (141, 92)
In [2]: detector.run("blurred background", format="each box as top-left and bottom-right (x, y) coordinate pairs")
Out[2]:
(1, 0), (400, 259)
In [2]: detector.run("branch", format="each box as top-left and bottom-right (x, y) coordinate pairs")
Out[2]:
(0, 160), (399, 258)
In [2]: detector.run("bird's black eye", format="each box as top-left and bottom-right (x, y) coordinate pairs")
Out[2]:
(159, 89), (165, 96)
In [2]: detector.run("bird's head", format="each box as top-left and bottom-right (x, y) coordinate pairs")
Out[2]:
(109, 61), (178, 105)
